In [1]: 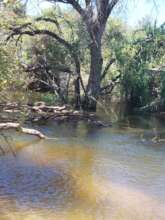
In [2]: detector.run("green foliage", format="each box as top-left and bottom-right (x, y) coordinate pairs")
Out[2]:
(0, 3), (165, 111)
(0, 43), (30, 103)
(106, 20), (165, 107)
(0, 5), (30, 104)
(40, 93), (60, 105)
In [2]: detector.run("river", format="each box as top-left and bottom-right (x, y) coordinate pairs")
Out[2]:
(0, 113), (165, 219)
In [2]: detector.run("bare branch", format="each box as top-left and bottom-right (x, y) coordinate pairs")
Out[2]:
(25, 63), (72, 74)
(7, 21), (86, 100)
(100, 73), (121, 95)
(47, 0), (85, 17)
(107, 0), (120, 18)
(35, 17), (62, 34)
(101, 58), (116, 81)
(7, 26), (73, 51)
(67, 0), (85, 15)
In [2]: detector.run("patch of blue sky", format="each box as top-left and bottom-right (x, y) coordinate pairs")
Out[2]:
(26, 0), (165, 27)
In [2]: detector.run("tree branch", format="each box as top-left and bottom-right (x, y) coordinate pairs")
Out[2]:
(98, 0), (109, 23)
(35, 17), (62, 33)
(25, 63), (72, 74)
(0, 123), (46, 139)
(107, 0), (120, 18)
(7, 25), (73, 52)
(36, 14), (77, 40)
(85, 0), (91, 7)
(100, 73), (121, 95)
(7, 22), (86, 99)
(67, 0), (85, 15)
(47, 0), (85, 17)
(101, 58), (116, 81)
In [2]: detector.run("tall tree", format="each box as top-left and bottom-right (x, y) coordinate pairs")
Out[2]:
(7, 0), (121, 111)
(66, 0), (120, 111)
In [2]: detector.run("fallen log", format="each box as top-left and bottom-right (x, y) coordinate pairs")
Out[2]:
(152, 136), (165, 143)
(0, 123), (46, 139)
(0, 103), (112, 128)
(31, 103), (67, 113)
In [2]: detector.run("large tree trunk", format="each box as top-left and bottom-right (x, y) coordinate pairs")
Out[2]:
(83, 29), (103, 111)
(73, 54), (81, 110)
(74, 77), (81, 109)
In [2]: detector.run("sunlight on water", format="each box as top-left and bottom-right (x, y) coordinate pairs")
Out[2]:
(0, 116), (165, 219)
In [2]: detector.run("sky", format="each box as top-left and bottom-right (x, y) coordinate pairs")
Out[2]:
(26, 0), (165, 27)
(125, 0), (165, 26)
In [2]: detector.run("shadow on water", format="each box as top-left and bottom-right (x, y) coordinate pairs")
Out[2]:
(0, 138), (106, 219)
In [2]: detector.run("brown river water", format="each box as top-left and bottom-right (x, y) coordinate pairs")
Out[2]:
(0, 113), (165, 220)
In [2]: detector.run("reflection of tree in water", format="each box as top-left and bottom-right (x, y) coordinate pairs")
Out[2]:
(0, 131), (41, 156)
(64, 145), (105, 219)
(0, 132), (16, 156)
(39, 142), (105, 218)
(151, 116), (165, 143)
(134, 116), (165, 144)
(41, 144), (100, 199)
(54, 120), (103, 140)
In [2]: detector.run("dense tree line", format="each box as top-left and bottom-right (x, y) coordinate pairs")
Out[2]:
(0, 1), (165, 113)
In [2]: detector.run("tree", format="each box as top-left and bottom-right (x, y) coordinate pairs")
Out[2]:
(118, 21), (165, 109)
(7, 0), (120, 111)
(25, 35), (74, 104)
(0, 1), (32, 104)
